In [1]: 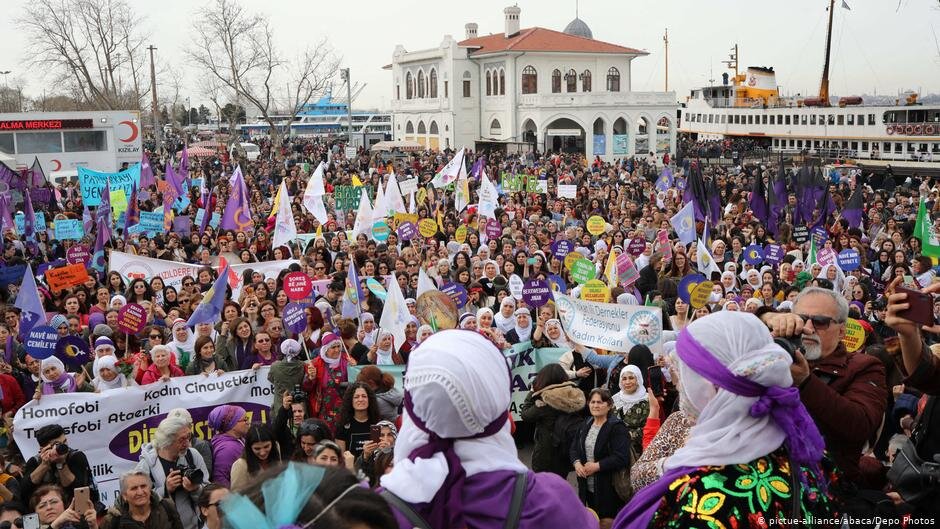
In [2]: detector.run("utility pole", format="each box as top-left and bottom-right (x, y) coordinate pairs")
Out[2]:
(147, 45), (162, 146)
(663, 28), (669, 92)
(341, 68), (353, 144)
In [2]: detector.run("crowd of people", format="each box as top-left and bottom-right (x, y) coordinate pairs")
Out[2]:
(0, 133), (936, 529)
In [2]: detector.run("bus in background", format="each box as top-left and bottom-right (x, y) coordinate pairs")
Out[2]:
(0, 111), (142, 172)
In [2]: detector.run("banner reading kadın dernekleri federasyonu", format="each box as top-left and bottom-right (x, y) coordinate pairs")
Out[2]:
(553, 292), (664, 357)
(13, 367), (275, 506)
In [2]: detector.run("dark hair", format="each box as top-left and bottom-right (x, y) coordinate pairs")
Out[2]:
(243, 424), (281, 475)
(531, 363), (569, 393)
(339, 383), (380, 427)
(28, 484), (64, 512)
(587, 387), (615, 409)
(194, 336), (215, 358)
(197, 483), (227, 510)
(222, 465), (336, 529)
(314, 466), (398, 529)
(293, 419), (332, 461)
(0, 501), (24, 517)
(35, 425), (65, 447)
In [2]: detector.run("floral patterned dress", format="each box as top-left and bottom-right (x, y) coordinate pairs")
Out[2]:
(616, 400), (650, 456)
(317, 365), (345, 434)
(649, 447), (839, 529)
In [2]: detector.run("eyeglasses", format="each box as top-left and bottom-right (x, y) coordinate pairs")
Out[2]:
(256, 338), (270, 343)
(0, 518), (23, 529)
(149, 334), (162, 339)
(796, 313), (844, 331)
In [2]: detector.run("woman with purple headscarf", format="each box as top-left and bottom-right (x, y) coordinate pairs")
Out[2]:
(209, 404), (250, 487)
(613, 311), (839, 529)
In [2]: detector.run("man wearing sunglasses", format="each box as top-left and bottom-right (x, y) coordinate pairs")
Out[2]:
(760, 286), (887, 486)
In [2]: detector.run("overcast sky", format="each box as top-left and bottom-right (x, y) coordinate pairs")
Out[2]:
(2, 0), (939, 113)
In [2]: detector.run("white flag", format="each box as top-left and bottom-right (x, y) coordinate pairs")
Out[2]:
(379, 272), (411, 353)
(696, 238), (721, 278)
(478, 169), (498, 219)
(271, 182), (297, 249)
(417, 267), (437, 297)
(302, 162), (328, 224)
(431, 148), (466, 189)
(352, 191), (374, 237)
(371, 178), (388, 222)
(385, 173), (407, 215)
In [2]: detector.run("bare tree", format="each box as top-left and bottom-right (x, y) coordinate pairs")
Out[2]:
(187, 0), (339, 149)
(16, 0), (149, 110)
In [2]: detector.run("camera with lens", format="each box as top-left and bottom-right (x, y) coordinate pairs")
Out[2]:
(176, 465), (204, 485)
(54, 443), (70, 456)
(774, 337), (803, 361)
(872, 299), (887, 311)
(290, 385), (307, 403)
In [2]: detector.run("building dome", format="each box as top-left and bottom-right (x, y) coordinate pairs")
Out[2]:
(563, 17), (593, 39)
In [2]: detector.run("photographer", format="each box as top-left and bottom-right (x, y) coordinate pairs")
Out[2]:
(273, 388), (308, 458)
(134, 416), (208, 529)
(22, 426), (98, 508)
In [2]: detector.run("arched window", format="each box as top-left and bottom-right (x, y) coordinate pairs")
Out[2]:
(486, 71), (492, 96)
(429, 121), (439, 135)
(499, 69), (506, 95)
(607, 67), (620, 92)
(417, 70), (426, 98)
(490, 119), (501, 135)
(429, 69), (438, 98)
(405, 121), (414, 134)
(417, 121), (426, 134)
(581, 70), (592, 92)
(521, 66), (537, 94)
(551, 69), (561, 93)
(405, 72), (413, 99)
(565, 69), (577, 93)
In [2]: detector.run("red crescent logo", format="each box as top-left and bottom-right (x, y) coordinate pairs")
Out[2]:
(118, 120), (139, 143)
(51, 159), (62, 171)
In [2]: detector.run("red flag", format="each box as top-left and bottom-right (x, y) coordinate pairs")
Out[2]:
(218, 256), (239, 289)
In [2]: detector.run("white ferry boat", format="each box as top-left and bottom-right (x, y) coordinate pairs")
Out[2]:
(238, 93), (392, 139)
(678, 0), (940, 166)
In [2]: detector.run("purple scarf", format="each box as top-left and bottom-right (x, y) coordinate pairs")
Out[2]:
(401, 391), (508, 529)
(41, 373), (77, 395)
(612, 329), (825, 529)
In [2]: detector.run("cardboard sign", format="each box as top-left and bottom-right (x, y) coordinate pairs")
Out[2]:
(817, 247), (836, 267)
(454, 225), (468, 244)
(557, 184), (577, 199)
(117, 303), (148, 334)
(372, 220), (391, 242)
(25, 326), (59, 360)
(837, 249), (861, 271)
(54, 219), (84, 240)
(627, 238), (646, 257)
(440, 282), (468, 308)
(551, 240), (573, 260)
(586, 216), (606, 236)
(45, 263), (91, 291)
(842, 318), (865, 352)
(690, 281), (715, 309)
(522, 279), (552, 307)
(763, 244), (785, 266)
(55, 336), (90, 369)
(283, 303), (308, 334)
(66, 245), (91, 266)
(397, 221), (418, 241)
(399, 177), (419, 195)
(508, 274), (525, 300)
(580, 279), (610, 303)
(418, 219), (438, 238)
(570, 258), (596, 284)
(284, 272), (313, 301)
(485, 218), (502, 239)
(744, 244), (764, 265)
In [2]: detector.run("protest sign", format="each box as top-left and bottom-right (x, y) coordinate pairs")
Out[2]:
(366, 278), (387, 300)
(138, 211), (164, 235)
(508, 275), (524, 300)
(485, 218), (502, 239)
(55, 336), (90, 369)
(397, 222), (418, 241)
(284, 272), (313, 300)
(13, 368), (275, 505)
(792, 226), (809, 244)
(77, 164), (142, 207)
(551, 240), (573, 260)
(744, 244), (764, 265)
(440, 282), (468, 309)
(117, 304), (148, 334)
(25, 326), (58, 359)
(616, 253), (639, 287)
(335, 186), (369, 210)
(842, 319), (865, 352)
(580, 279), (610, 303)
(283, 303), (308, 334)
(553, 293), (663, 355)
(54, 219), (84, 240)
(764, 244), (785, 265)
(372, 220), (391, 242)
(570, 258), (596, 284)
(837, 249), (861, 271)
(45, 263), (91, 291)
(454, 225), (467, 244)
(398, 177), (419, 195)
(690, 281), (714, 309)
(418, 219), (438, 237)
(817, 247), (836, 267)
(557, 185), (577, 199)
(14, 212), (46, 235)
(522, 279), (552, 307)
(586, 216), (606, 235)
(627, 238), (646, 257)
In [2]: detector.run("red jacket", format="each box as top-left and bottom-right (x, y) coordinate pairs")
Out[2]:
(799, 344), (887, 484)
(0, 374), (25, 415)
(140, 363), (185, 385)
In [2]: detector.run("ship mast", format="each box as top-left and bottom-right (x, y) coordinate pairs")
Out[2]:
(818, 0), (835, 106)
(664, 28), (669, 91)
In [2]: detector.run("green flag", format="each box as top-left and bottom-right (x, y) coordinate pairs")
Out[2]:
(915, 198), (940, 258)
(807, 237), (817, 266)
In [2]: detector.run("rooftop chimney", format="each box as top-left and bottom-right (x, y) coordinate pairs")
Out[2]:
(504, 5), (521, 38)
(465, 22), (478, 40)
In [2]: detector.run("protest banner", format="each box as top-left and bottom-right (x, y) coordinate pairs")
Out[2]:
(13, 367), (275, 505)
(137, 211), (164, 235)
(109, 252), (299, 299)
(335, 185), (370, 210)
(45, 263), (91, 292)
(501, 173), (525, 192)
(15, 212), (46, 235)
(54, 219), (84, 240)
(77, 164), (141, 207)
(557, 184), (577, 199)
(553, 292), (663, 356)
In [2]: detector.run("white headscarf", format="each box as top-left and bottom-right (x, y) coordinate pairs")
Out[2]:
(512, 308), (532, 342)
(375, 329), (396, 365)
(493, 297), (516, 333)
(168, 319), (196, 364)
(665, 311), (793, 471)
(616, 293), (638, 305)
(476, 307), (494, 329)
(544, 319), (572, 349)
(612, 364), (647, 411)
(744, 269), (762, 289)
(381, 330), (526, 502)
(817, 264), (846, 293)
(359, 313), (377, 348)
(92, 356), (129, 391)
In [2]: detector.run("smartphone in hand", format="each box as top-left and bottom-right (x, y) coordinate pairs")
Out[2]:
(895, 286), (935, 326)
(648, 367), (665, 397)
(73, 486), (92, 514)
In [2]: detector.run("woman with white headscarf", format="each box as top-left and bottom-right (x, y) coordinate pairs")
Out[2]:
(612, 365), (649, 455)
(493, 297), (516, 334)
(612, 311), (836, 529)
(380, 330), (597, 529)
(167, 318), (197, 370)
(368, 329), (403, 365)
(504, 308), (533, 345)
(743, 268), (762, 290)
(92, 355), (134, 391)
(359, 313), (378, 348)
(817, 263), (846, 293)
(300, 332), (349, 432)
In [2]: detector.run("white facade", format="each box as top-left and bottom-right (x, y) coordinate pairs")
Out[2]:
(386, 7), (678, 160)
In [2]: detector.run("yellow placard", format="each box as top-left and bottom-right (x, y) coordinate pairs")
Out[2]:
(564, 252), (582, 271)
(417, 188), (428, 205)
(418, 218), (438, 238)
(586, 215), (606, 236)
(842, 318), (865, 353)
(580, 279), (610, 303)
(110, 189), (128, 221)
(455, 225), (467, 244)
(689, 281), (714, 309)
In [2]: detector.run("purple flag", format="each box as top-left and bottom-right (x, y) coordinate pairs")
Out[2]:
(179, 148), (191, 178)
(0, 195), (14, 234)
(186, 265), (230, 326)
(14, 264), (47, 338)
(749, 172), (769, 224)
(841, 186), (864, 229)
(96, 181), (112, 242)
(82, 205), (94, 233)
(140, 153), (156, 189)
(706, 176), (721, 225)
(91, 216), (110, 274)
(23, 189), (36, 242)
(220, 167), (253, 231)
(469, 157), (484, 180)
(165, 161), (184, 201)
(198, 188), (214, 235)
(124, 185), (140, 240)
(29, 158), (46, 188)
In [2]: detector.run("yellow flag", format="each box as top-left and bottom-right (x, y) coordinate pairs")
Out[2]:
(436, 208), (444, 231)
(605, 249), (619, 287)
(352, 175), (363, 187)
(315, 224), (323, 239)
(268, 183), (283, 219)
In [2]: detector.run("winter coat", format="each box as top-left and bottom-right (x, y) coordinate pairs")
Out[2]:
(520, 382), (585, 477)
(210, 433), (244, 488)
(184, 352), (234, 376)
(140, 364), (184, 385)
(102, 492), (184, 529)
(267, 359), (305, 424)
(0, 373), (26, 414)
(375, 386), (403, 423)
(799, 342), (887, 484)
(569, 416), (631, 519)
(134, 444), (208, 529)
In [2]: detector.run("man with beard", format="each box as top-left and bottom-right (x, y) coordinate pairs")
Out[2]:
(760, 287), (887, 485)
